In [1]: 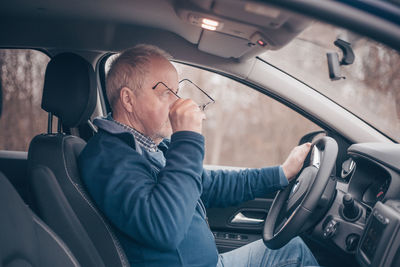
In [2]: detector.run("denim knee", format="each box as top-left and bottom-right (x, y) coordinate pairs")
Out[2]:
(288, 236), (306, 249)
(286, 237), (318, 266)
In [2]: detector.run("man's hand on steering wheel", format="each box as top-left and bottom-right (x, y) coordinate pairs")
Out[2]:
(282, 143), (312, 181)
(264, 137), (338, 250)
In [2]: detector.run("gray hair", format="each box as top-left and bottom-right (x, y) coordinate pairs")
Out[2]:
(106, 44), (171, 110)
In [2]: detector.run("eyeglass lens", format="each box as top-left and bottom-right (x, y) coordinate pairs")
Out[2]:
(178, 79), (214, 110)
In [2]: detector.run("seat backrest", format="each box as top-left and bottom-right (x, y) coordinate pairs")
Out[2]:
(0, 172), (80, 267)
(27, 53), (129, 267)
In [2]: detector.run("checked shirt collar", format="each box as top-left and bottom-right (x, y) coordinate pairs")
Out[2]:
(109, 116), (158, 152)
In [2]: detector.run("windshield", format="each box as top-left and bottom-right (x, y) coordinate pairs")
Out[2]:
(259, 22), (400, 142)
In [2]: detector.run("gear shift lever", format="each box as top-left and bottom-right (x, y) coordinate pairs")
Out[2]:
(342, 194), (361, 221)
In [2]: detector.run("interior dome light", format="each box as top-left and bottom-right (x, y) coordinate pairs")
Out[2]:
(201, 24), (217, 31)
(202, 18), (219, 27)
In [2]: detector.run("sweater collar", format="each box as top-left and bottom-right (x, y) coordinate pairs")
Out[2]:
(93, 113), (159, 153)
(94, 113), (172, 154)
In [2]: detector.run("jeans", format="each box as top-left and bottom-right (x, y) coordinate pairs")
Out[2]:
(217, 237), (319, 267)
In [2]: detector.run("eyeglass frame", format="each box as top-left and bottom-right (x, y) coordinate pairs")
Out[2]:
(152, 78), (215, 111)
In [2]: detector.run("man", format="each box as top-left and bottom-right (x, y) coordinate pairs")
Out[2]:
(79, 44), (319, 267)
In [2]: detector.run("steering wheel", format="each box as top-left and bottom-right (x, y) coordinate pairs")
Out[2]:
(263, 136), (338, 249)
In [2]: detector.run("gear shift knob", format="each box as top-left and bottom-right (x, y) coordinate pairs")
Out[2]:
(343, 193), (354, 206)
(342, 193), (360, 220)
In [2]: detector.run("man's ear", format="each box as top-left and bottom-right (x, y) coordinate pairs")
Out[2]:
(120, 87), (135, 113)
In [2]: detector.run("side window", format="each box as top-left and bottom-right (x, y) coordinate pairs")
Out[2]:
(173, 63), (322, 168)
(0, 50), (50, 151)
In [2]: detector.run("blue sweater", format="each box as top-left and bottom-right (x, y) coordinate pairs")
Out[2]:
(78, 118), (288, 267)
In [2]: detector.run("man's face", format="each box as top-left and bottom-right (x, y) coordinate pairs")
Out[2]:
(131, 57), (179, 143)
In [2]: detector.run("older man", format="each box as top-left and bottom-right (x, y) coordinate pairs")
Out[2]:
(78, 44), (319, 267)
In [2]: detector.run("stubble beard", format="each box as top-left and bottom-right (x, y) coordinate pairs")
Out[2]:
(150, 118), (172, 144)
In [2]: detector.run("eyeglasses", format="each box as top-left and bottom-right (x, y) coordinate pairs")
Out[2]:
(152, 79), (215, 111)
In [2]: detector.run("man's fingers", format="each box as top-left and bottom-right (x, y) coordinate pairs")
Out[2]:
(170, 98), (196, 112)
(301, 142), (312, 152)
(298, 143), (312, 159)
(281, 142), (313, 181)
(169, 98), (205, 134)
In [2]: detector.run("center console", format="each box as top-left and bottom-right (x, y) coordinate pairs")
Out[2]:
(357, 200), (400, 267)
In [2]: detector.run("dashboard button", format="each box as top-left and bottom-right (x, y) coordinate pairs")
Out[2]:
(323, 219), (338, 239)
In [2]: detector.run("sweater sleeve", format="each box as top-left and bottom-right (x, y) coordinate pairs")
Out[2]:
(201, 166), (288, 208)
(79, 131), (205, 251)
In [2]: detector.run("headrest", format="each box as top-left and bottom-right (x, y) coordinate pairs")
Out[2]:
(42, 53), (97, 128)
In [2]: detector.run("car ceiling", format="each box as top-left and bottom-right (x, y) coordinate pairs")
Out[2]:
(0, 0), (312, 61)
(1, 0), (400, 59)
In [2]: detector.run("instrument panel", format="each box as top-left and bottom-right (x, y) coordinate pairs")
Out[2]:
(344, 156), (392, 208)
(362, 175), (390, 206)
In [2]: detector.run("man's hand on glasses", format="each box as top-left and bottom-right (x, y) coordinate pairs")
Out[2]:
(169, 98), (206, 134)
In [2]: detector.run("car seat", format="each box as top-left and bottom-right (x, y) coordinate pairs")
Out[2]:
(27, 53), (129, 267)
(0, 171), (80, 267)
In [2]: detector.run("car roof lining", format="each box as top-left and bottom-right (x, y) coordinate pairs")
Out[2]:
(1, 0), (399, 57)
(0, 0), (312, 60)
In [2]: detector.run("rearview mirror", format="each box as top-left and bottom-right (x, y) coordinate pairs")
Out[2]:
(327, 38), (355, 81)
(327, 52), (343, 80)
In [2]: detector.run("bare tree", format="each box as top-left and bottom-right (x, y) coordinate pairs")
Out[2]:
(0, 50), (49, 151)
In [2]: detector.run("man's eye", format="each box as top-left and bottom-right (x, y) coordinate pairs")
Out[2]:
(165, 89), (177, 95)
(161, 90), (171, 97)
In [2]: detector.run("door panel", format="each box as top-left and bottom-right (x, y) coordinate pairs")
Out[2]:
(207, 196), (275, 253)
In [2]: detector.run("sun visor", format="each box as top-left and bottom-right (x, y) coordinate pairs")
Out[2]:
(198, 31), (252, 58)
(213, 2), (290, 30)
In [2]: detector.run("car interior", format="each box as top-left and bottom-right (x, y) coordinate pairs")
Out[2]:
(0, 1), (400, 267)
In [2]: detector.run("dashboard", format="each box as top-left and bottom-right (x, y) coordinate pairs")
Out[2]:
(310, 142), (400, 267)
(362, 175), (390, 206)
(347, 143), (400, 209)
(345, 157), (392, 208)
